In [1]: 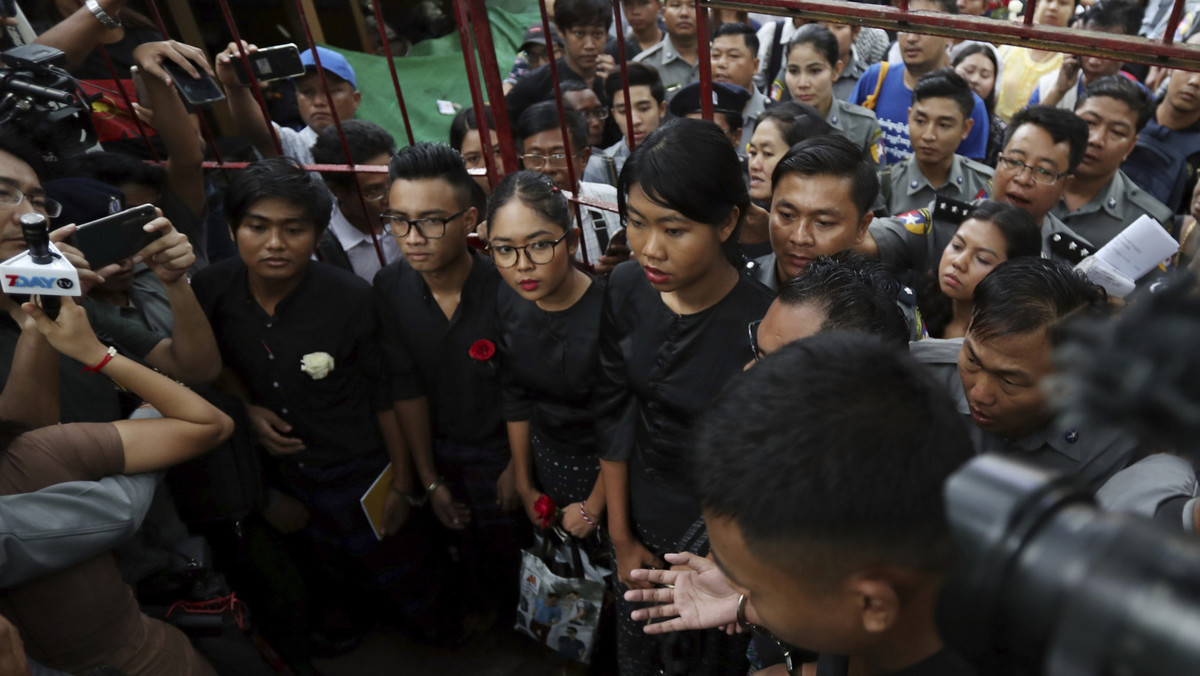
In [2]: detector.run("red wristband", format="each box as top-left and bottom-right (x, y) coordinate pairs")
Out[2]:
(82, 346), (117, 373)
(579, 500), (596, 528)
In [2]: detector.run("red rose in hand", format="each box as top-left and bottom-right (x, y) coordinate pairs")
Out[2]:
(534, 493), (557, 530)
(468, 338), (496, 361)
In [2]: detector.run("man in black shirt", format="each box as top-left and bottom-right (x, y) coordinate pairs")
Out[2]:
(505, 0), (615, 124)
(375, 142), (525, 619)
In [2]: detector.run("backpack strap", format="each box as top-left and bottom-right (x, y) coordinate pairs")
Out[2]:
(766, 20), (786, 94)
(863, 61), (890, 111)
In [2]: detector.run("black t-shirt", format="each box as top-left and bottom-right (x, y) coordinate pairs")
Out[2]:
(505, 57), (608, 127)
(496, 276), (604, 455)
(815, 649), (981, 676)
(192, 257), (387, 467)
(374, 252), (507, 450)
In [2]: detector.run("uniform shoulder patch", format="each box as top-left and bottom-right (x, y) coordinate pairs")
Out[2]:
(899, 209), (932, 235)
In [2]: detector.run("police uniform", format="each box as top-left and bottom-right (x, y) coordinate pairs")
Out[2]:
(1096, 454), (1199, 529)
(826, 96), (885, 167)
(869, 197), (1095, 282)
(875, 154), (993, 217)
(739, 89), (771, 156)
(1051, 169), (1176, 249)
(910, 338), (1139, 487)
(633, 37), (700, 100)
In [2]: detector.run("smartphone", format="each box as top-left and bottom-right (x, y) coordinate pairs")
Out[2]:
(75, 204), (162, 269)
(233, 44), (305, 85)
(162, 59), (225, 107)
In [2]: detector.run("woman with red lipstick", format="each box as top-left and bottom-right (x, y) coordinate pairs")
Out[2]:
(917, 200), (1040, 338)
(596, 119), (773, 676)
(784, 24), (884, 166)
(487, 171), (607, 539)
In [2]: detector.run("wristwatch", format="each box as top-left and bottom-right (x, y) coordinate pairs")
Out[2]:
(85, 0), (121, 29)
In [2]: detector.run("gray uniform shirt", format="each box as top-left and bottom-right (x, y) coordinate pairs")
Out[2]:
(877, 154), (994, 216)
(1050, 169), (1175, 249)
(826, 96), (885, 167)
(633, 37), (700, 99)
(910, 337), (1139, 487)
(582, 138), (631, 187)
(1097, 454), (1199, 529)
(740, 90), (771, 155)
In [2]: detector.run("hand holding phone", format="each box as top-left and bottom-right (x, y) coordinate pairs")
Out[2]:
(231, 43), (304, 85)
(74, 204), (162, 269)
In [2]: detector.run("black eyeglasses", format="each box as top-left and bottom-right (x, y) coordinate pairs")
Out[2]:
(748, 320), (764, 362)
(995, 154), (1069, 185)
(0, 183), (62, 218)
(489, 230), (570, 268)
(380, 208), (467, 239)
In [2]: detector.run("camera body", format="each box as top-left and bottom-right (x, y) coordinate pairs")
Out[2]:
(0, 44), (96, 161)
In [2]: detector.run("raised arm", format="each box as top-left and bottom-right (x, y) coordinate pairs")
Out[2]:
(214, 41), (281, 159)
(33, 0), (128, 72)
(24, 297), (232, 474)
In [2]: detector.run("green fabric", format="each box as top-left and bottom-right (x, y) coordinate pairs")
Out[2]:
(321, 4), (543, 147)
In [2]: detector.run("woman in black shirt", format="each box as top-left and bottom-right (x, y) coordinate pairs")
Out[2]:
(596, 119), (773, 676)
(489, 171), (606, 537)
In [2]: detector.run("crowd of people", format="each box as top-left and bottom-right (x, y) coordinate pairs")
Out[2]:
(3, 0), (1200, 674)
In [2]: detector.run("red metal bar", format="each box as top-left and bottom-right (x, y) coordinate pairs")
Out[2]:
(535, 0), (589, 265)
(216, 0), (284, 155)
(290, 0), (387, 266)
(94, 44), (161, 161)
(696, 0), (713, 121)
(704, 0), (1200, 69)
(898, 0), (909, 15)
(452, 0), (501, 190)
(468, 0), (521, 175)
(611, 0), (637, 151)
(371, 0), (416, 145)
(194, 162), (389, 172)
(1163, 0), (1187, 44)
(1022, 0), (1038, 26)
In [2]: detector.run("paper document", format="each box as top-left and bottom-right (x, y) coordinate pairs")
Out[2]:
(360, 462), (395, 541)
(1091, 215), (1179, 281)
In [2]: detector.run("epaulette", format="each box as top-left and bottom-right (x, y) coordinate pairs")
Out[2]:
(932, 196), (972, 225)
(896, 284), (917, 307)
(1048, 231), (1093, 265)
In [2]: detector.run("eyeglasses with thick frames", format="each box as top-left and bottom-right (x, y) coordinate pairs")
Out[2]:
(522, 153), (578, 170)
(380, 208), (467, 239)
(0, 182), (62, 218)
(489, 230), (570, 268)
(748, 320), (764, 362)
(996, 154), (1069, 185)
(580, 107), (610, 121)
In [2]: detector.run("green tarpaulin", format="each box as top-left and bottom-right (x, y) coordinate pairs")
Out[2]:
(319, 2), (542, 147)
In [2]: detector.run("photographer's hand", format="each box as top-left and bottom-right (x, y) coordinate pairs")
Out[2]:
(133, 214), (194, 285)
(214, 41), (260, 90)
(132, 40), (214, 88)
(47, 225), (121, 295)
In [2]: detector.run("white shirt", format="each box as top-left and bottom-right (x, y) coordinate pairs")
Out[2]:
(328, 205), (401, 282)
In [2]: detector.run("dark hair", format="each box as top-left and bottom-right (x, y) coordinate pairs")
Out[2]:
(777, 252), (911, 348)
(754, 101), (835, 146)
(918, 201), (1042, 337)
(695, 332), (974, 580)
(912, 0), (959, 14)
(1082, 0), (1143, 35)
(388, 142), (475, 209)
(912, 67), (976, 120)
(554, 0), (613, 31)
(713, 22), (759, 55)
(786, 23), (840, 68)
(969, 257), (1109, 342)
(69, 151), (165, 192)
(449, 106), (496, 152)
(605, 62), (666, 104)
(0, 135), (46, 180)
(771, 135), (878, 219)
(1005, 105), (1090, 173)
(951, 43), (1000, 117)
(617, 118), (748, 267)
(517, 101), (589, 154)
(1077, 74), (1155, 132)
(486, 170), (571, 235)
(311, 120), (396, 190)
(558, 80), (592, 96)
(224, 157), (332, 234)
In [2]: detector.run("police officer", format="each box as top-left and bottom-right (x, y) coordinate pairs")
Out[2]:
(669, 81), (752, 151)
(633, 0), (700, 99)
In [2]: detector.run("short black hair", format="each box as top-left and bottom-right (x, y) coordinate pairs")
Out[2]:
(969, 257), (1109, 342)
(910, 0), (958, 14)
(0, 135), (47, 181)
(486, 170), (571, 235)
(754, 101), (834, 146)
(554, 0), (612, 31)
(713, 22), (759, 55)
(516, 101), (589, 154)
(777, 252), (910, 348)
(772, 135), (878, 219)
(618, 118), (748, 268)
(1082, 0), (1143, 35)
(1005, 105), (1090, 173)
(449, 106), (496, 152)
(605, 62), (666, 104)
(786, 23), (839, 68)
(912, 67), (976, 120)
(951, 43), (1000, 116)
(388, 141), (475, 209)
(311, 120), (396, 190)
(225, 157), (332, 234)
(696, 332), (974, 580)
(1077, 74), (1155, 132)
(70, 151), (166, 192)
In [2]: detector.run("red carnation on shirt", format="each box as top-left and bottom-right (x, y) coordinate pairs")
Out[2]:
(468, 339), (496, 361)
(534, 494), (557, 530)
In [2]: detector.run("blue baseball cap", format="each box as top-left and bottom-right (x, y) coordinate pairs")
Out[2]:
(298, 47), (357, 90)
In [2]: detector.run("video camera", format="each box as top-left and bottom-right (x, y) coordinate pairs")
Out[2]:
(0, 43), (97, 161)
(939, 275), (1200, 675)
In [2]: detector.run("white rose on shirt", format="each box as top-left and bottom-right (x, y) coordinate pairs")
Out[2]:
(300, 352), (335, 380)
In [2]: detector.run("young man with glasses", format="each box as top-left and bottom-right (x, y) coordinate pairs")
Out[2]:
(311, 120), (402, 281)
(515, 102), (624, 271)
(862, 106), (1094, 280)
(375, 142), (527, 629)
(561, 80), (610, 148)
